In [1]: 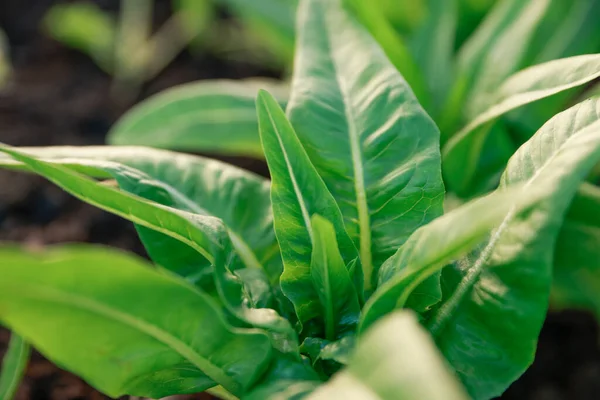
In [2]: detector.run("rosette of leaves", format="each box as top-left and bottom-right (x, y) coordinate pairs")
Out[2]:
(108, 0), (600, 338)
(1, 0), (600, 399)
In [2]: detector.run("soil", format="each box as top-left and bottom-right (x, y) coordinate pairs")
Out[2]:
(0, 1), (599, 400)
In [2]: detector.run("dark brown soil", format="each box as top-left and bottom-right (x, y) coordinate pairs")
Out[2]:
(1, 1), (599, 399)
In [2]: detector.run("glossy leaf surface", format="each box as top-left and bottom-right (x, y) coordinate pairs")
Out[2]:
(287, 0), (444, 288)
(0, 246), (272, 398)
(429, 98), (600, 399)
(109, 80), (288, 158)
(359, 186), (539, 332)
(0, 146), (278, 280)
(257, 90), (361, 332)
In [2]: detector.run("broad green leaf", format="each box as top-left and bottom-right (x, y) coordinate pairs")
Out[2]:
(0, 246), (272, 398)
(309, 215), (361, 341)
(552, 183), (600, 314)
(44, 3), (116, 73)
(359, 186), (537, 333)
(344, 0), (429, 106)
(440, 0), (549, 133)
(109, 80), (288, 158)
(0, 333), (30, 400)
(0, 146), (279, 281)
(287, 0), (445, 288)
(428, 98), (600, 399)
(443, 54), (600, 196)
(308, 311), (469, 400)
(0, 145), (224, 264)
(256, 90), (361, 334)
(0, 146), (295, 346)
(409, 0), (458, 117)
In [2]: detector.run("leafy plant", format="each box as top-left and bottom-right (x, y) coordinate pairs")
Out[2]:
(1, 1), (600, 400)
(108, 0), (600, 327)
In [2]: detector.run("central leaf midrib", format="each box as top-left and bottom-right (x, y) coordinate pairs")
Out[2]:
(325, 13), (373, 288)
(0, 282), (241, 394)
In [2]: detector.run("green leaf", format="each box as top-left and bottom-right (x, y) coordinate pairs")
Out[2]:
(308, 311), (469, 400)
(0, 245), (272, 398)
(428, 97), (600, 399)
(44, 3), (116, 73)
(0, 146), (279, 281)
(409, 0), (458, 117)
(359, 186), (538, 332)
(257, 91), (362, 329)
(0, 146), (215, 255)
(440, 0), (550, 133)
(109, 80), (288, 158)
(287, 0), (445, 288)
(552, 183), (600, 314)
(0, 145), (296, 349)
(443, 54), (600, 196)
(256, 90), (361, 334)
(0, 333), (30, 400)
(309, 215), (361, 341)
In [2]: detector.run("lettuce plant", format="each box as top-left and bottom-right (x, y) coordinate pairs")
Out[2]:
(108, 0), (600, 324)
(1, 0), (600, 399)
